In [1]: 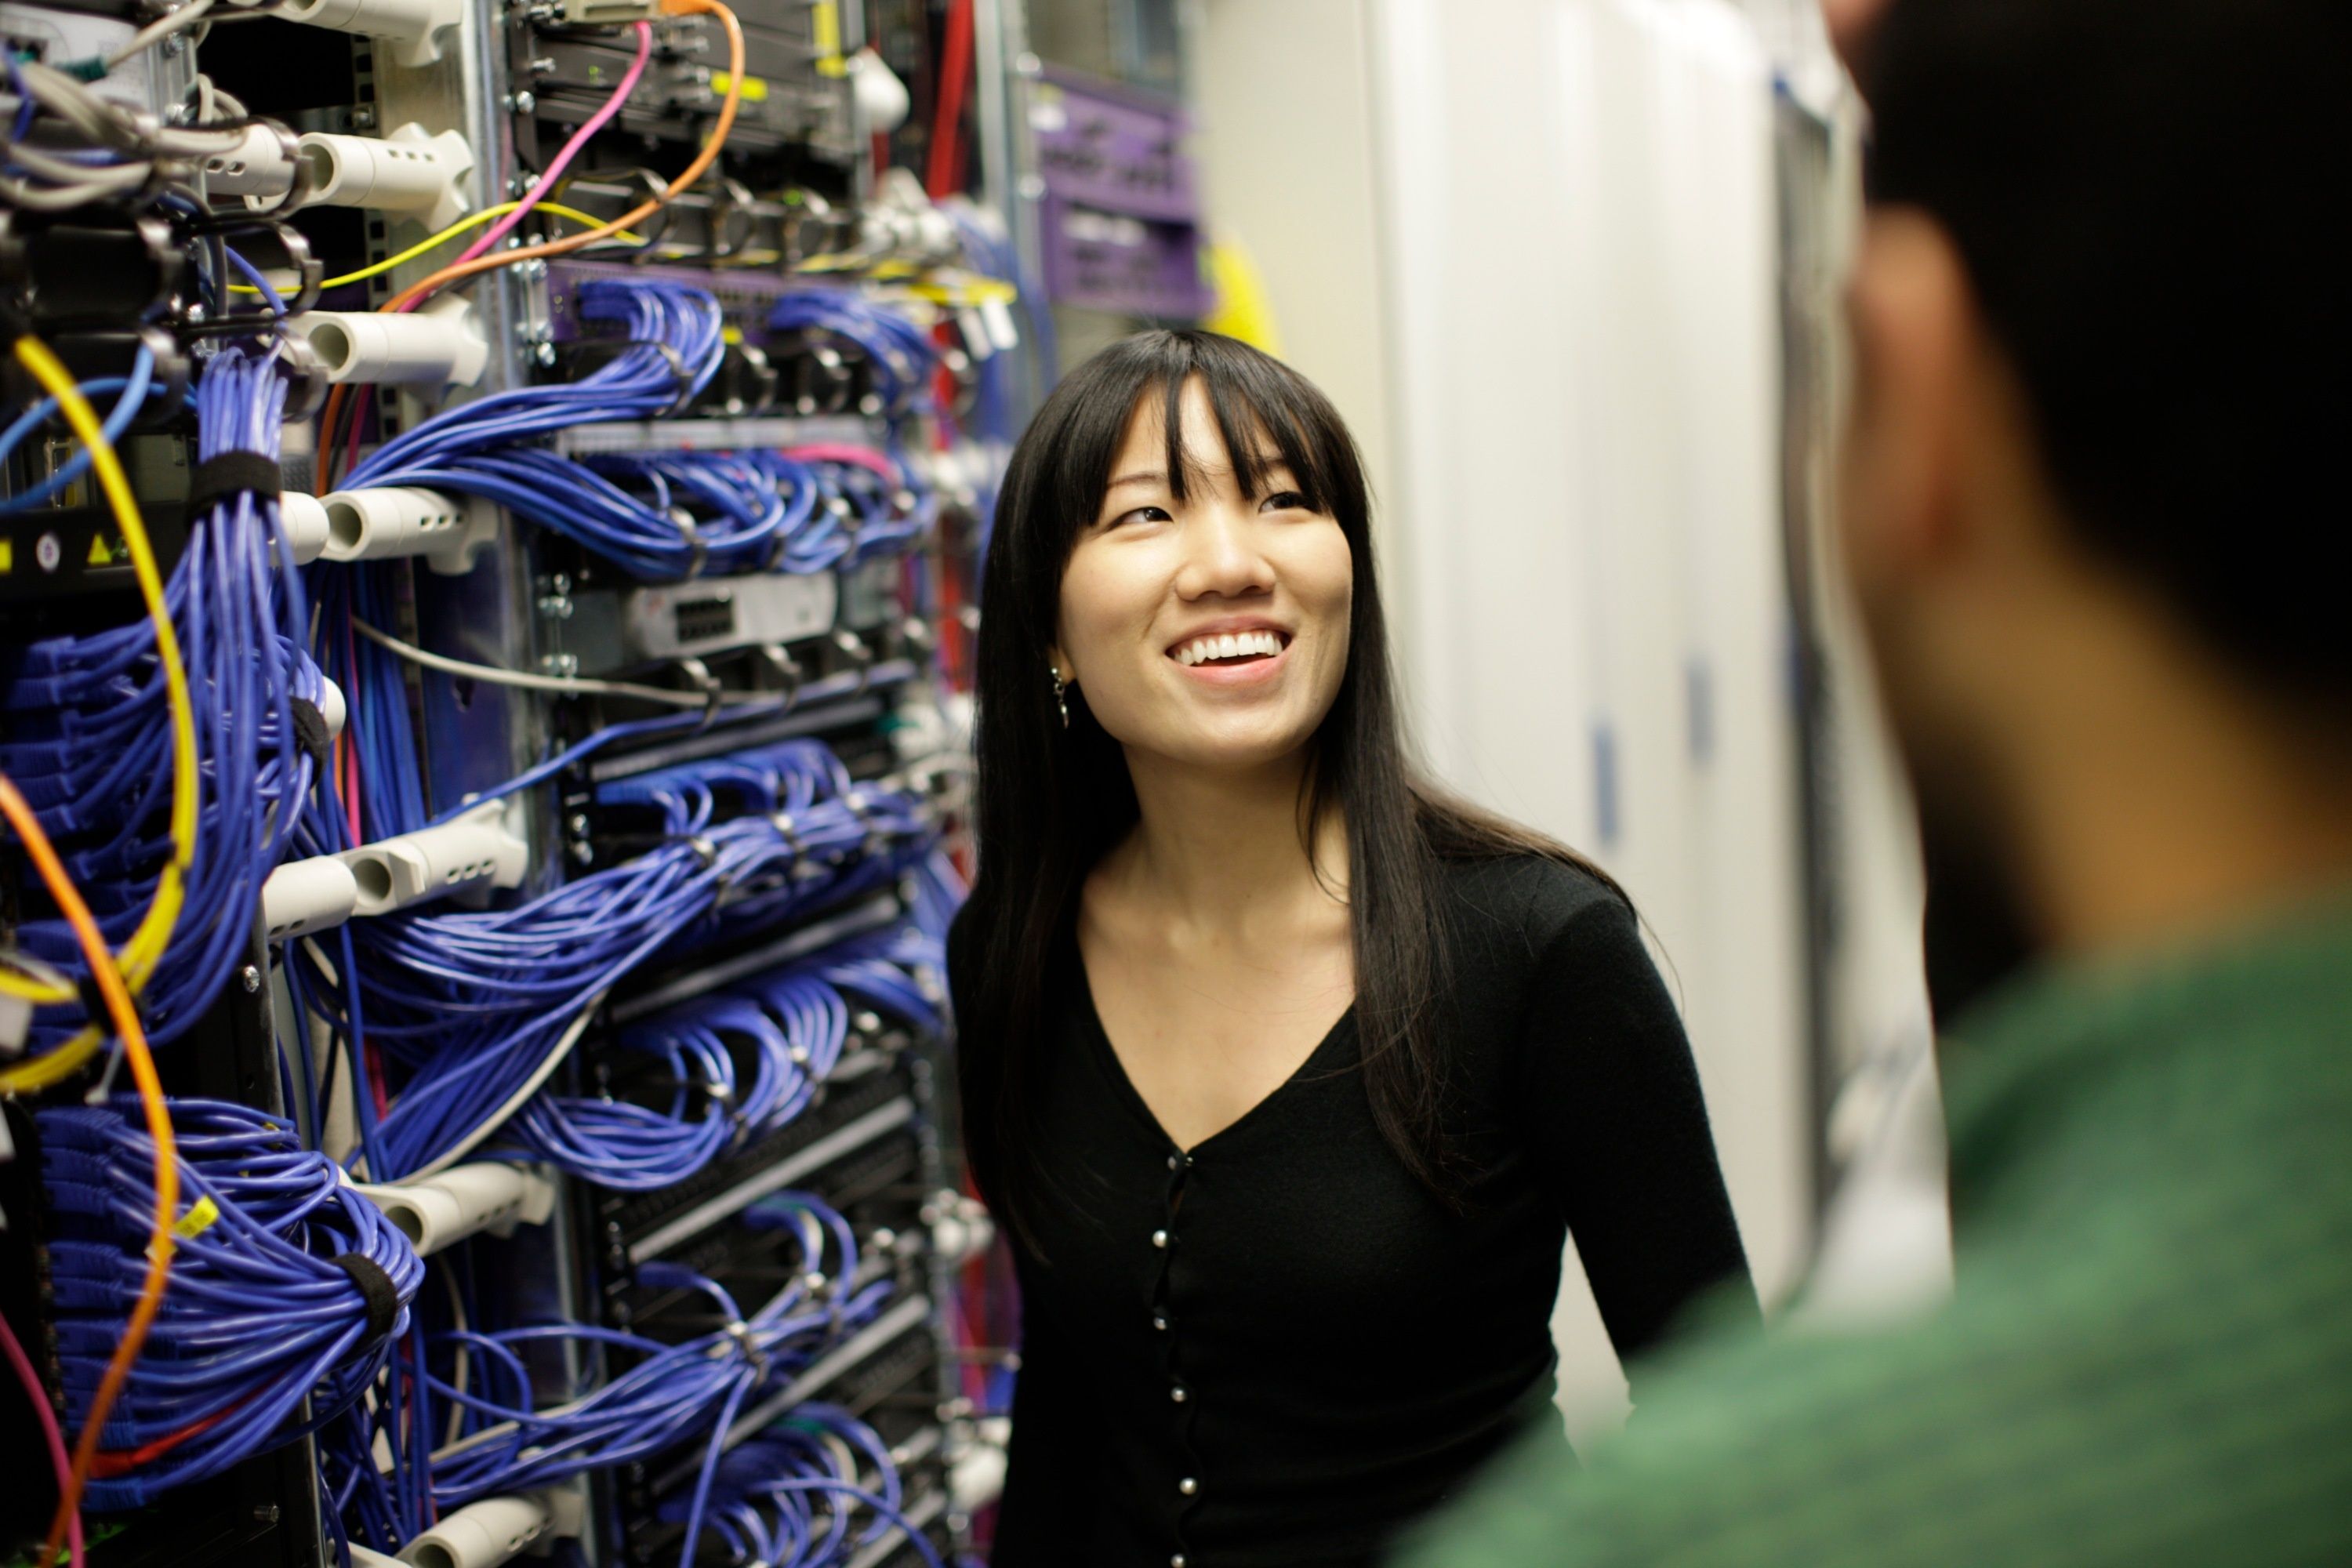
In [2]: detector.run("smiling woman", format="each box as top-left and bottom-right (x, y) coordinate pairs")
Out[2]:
(951, 330), (1755, 1566)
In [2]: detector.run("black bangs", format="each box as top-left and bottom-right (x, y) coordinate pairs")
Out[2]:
(994, 328), (1371, 662)
(1149, 334), (1345, 514)
(1041, 331), (1357, 533)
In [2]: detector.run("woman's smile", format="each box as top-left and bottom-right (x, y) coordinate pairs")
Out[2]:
(1167, 619), (1296, 688)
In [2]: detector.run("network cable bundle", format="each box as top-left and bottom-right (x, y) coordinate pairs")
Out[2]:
(2, 0), (1025, 1563)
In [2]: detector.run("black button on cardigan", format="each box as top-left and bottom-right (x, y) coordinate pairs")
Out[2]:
(953, 855), (1755, 1567)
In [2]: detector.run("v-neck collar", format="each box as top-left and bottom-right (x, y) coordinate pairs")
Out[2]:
(1071, 952), (1358, 1159)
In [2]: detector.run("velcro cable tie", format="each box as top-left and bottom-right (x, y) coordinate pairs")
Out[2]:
(184, 451), (283, 516)
(332, 1251), (401, 1345)
(288, 697), (332, 775)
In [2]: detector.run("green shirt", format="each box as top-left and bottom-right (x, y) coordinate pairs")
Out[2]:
(1400, 897), (2352, 1568)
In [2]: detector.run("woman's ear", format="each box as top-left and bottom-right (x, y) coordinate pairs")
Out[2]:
(1047, 644), (1076, 686)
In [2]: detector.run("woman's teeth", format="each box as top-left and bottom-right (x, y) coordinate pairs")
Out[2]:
(1172, 630), (1285, 667)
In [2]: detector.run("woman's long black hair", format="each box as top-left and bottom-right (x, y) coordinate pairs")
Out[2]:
(958, 329), (1617, 1250)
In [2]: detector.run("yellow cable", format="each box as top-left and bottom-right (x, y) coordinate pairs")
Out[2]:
(379, 0), (746, 317)
(0, 337), (197, 1093)
(226, 201), (646, 295)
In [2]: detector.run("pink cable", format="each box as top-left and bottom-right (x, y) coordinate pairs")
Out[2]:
(1, 1311), (86, 1568)
(403, 18), (653, 312)
(785, 443), (898, 482)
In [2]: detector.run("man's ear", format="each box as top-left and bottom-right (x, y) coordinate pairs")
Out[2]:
(1843, 207), (1979, 588)
(1824, 0), (1892, 85)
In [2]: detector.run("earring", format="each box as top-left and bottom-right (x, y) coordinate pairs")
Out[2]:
(1048, 662), (1070, 730)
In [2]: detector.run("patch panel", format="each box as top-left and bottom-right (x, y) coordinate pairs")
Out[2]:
(516, 13), (858, 163)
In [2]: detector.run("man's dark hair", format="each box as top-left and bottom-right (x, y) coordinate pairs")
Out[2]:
(1864, 0), (2347, 707)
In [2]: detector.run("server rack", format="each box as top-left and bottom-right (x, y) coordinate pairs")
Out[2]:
(2, 0), (1031, 1559)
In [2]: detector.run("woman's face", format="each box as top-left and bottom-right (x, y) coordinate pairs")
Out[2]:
(1052, 377), (1354, 773)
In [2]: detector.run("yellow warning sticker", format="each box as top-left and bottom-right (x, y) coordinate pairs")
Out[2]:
(713, 71), (770, 102)
(173, 1196), (222, 1240)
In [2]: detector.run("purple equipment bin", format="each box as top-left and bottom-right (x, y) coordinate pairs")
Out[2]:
(1029, 66), (1211, 319)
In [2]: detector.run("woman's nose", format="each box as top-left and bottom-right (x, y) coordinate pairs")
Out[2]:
(1174, 506), (1276, 600)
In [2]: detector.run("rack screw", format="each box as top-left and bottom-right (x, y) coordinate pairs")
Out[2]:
(252, 1504), (280, 1526)
(240, 965), (262, 994)
(506, 89), (536, 113)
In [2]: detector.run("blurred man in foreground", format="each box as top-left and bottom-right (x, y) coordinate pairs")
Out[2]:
(1403, 1), (2352, 1563)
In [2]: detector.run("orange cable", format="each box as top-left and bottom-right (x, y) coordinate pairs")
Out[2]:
(383, 0), (746, 318)
(1, 775), (179, 1565)
(316, 0), (745, 490)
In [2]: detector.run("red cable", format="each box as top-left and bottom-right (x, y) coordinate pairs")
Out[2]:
(366, 1038), (391, 1121)
(925, 0), (974, 198)
(89, 1403), (241, 1478)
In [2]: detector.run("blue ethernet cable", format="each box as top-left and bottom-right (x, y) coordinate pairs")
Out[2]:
(419, 1196), (890, 1530)
(1, 345), (325, 1056)
(767, 289), (942, 418)
(37, 1097), (422, 1511)
(507, 920), (947, 1188)
(0, 342), (161, 513)
(347, 279), (727, 481)
(651, 1404), (947, 1568)
(286, 736), (936, 1180)
(326, 278), (935, 580)
(336, 278), (758, 579)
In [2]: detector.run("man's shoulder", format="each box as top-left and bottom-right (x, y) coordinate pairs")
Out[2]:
(1401, 1222), (2352, 1567)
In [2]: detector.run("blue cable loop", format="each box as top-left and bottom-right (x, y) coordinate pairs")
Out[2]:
(36, 1097), (422, 1509)
(407, 1195), (892, 1554)
(766, 288), (942, 418)
(1, 347), (325, 1057)
(652, 1401), (946, 1566)
(288, 735), (938, 1181)
(506, 916), (947, 1187)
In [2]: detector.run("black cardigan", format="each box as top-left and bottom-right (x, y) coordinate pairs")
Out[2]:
(949, 855), (1753, 1567)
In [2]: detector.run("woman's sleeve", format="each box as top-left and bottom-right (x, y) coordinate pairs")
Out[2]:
(988, 1262), (1093, 1563)
(1514, 890), (1757, 1367)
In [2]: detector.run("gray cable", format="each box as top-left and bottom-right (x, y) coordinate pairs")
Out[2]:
(107, 0), (219, 68)
(350, 616), (779, 710)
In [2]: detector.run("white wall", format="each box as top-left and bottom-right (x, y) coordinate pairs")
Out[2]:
(1191, 0), (1406, 644)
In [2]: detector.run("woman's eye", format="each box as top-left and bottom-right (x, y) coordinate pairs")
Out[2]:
(1104, 505), (1173, 529)
(1261, 491), (1310, 513)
